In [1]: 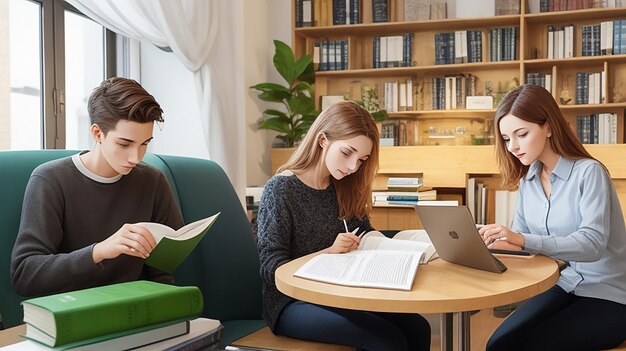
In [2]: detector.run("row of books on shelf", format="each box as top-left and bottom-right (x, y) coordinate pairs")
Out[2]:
(575, 70), (606, 104)
(546, 20), (626, 59)
(296, 0), (525, 28)
(312, 21), (623, 72)
(331, 0), (362, 25)
(380, 120), (417, 146)
(373, 34), (414, 68)
(538, 0), (626, 12)
(434, 30), (483, 65)
(543, 21), (626, 58)
(382, 79), (414, 112)
(431, 75), (478, 110)
(315, 39), (349, 71)
(12, 281), (221, 351)
(576, 112), (619, 144)
(526, 73), (553, 93)
(435, 26), (517, 64)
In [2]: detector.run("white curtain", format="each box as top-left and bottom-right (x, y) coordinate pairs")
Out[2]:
(67, 0), (246, 205)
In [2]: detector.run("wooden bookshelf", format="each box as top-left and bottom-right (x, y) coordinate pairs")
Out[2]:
(288, 0), (626, 227)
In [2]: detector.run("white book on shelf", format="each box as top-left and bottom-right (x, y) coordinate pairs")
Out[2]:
(495, 190), (518, 227)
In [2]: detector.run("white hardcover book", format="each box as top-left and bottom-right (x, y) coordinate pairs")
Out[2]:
(451, 76), (457, 109)
(610, 113), (617, 144)
(599, 70), (607, 104)
(393, 81), (399, 112)
(566, 25), (574, 58)
(406, 79), (414, 110)
(556, 29), (564, 59)
(399, 81), (407, 111)
(455, 31), (463, 63)
(548, 30), (554, 59)
(380, 36), (388, 67)
(462, 30), (468, 62)
(495, 190), (518, 227)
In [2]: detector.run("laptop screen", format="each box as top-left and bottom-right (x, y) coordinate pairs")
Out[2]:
(414, 205), (506, 273)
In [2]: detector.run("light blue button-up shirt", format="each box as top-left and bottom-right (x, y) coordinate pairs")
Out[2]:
(513, 156), (626, 304)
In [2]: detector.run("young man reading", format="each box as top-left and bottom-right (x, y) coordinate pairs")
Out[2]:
(11, 77), (184, 297)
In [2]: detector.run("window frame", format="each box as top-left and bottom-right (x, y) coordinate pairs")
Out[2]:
(29, 0), (117, 149)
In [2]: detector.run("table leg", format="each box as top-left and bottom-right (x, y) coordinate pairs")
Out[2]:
(440, 313), (453, 351)
(456, 311), (471, 351)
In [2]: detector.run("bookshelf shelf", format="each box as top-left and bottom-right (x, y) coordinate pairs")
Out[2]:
(389, 109), (496, 119)
(524, 54), (626, 68)
(295, 14), (522, 36)
(523, 7), (626, 23)
(315, 61), (520, 78)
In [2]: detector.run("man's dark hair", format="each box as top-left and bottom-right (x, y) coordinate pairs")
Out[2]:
(87, 77), (164, 135)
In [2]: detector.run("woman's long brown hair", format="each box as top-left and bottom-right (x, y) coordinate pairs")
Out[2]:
(278, 101), (379, 220)
(494, 84), (600, 189)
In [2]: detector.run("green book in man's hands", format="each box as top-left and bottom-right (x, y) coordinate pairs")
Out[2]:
(21, 280), (203, 347)
(139, 212), (220, 273)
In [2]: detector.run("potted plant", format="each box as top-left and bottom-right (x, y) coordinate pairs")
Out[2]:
(251, 40), (389, 150)
(250, 40), (318, 148)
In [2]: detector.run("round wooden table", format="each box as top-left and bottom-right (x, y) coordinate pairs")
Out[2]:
(276, 253), (559, 351)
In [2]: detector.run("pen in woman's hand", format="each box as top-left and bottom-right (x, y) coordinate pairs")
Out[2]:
(343, 219), (350, 233)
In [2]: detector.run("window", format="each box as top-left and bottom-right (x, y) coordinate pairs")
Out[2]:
(2, 0), (116, 150)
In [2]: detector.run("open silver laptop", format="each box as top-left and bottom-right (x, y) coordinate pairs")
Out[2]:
(415, 205), (507, 273)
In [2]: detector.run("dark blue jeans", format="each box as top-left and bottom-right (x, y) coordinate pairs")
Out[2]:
(487, 285), (626, 351)
(275, 301), (431, 351)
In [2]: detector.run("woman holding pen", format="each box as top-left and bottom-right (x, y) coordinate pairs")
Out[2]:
(479, 84), (626, 350)
(257, 101), (431, 350)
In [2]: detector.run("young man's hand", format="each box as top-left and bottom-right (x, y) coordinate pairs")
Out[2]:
(92, 224), (157, 264)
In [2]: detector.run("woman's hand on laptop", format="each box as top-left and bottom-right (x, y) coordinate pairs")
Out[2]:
(479, 224), (525, 249)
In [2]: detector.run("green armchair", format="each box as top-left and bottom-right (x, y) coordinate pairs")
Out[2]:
(0, 150), (264, 346)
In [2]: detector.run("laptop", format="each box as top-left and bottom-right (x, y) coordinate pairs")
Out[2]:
(414, 205), (507, 273)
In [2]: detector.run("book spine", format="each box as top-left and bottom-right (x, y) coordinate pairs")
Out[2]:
(42, 285), (203, 346)
(387, 195), (419, 201)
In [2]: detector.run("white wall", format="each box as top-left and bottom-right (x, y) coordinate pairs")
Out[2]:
(244, 0), (292, 186)
(139, 43), (209, 159)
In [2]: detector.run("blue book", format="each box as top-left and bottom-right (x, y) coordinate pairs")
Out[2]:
(387, 195), (419, 201)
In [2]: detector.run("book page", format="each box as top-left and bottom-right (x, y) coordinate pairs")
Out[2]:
(135, 213), (220, 242)
(134, 222), (175, 243)
(294, 250), (421, 290)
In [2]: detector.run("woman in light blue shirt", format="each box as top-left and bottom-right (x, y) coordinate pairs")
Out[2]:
(479, 84), (626, 351)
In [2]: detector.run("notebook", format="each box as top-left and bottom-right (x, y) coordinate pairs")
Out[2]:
(415, 205), (507, 273)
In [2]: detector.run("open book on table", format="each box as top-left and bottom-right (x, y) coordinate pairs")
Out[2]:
(138, 212), (220, 273)
(293, 229), (438, 291)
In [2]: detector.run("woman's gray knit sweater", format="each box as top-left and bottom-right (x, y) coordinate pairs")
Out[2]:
(257, 174), (373, 331)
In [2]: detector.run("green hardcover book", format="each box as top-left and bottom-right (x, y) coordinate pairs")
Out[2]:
(141, 212), (220, 273)
(21, 281), (204, 347)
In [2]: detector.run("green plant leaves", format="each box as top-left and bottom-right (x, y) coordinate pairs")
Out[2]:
(252, 39), (321, 147)
(273, 40), (313, 86)
(249, 83), (290, 102)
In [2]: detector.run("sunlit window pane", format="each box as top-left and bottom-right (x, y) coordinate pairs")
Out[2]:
(64, 10), (104, 150)
(4, 0), (43, 150)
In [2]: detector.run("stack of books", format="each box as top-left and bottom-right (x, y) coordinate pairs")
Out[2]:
(18, 280), (221, 350)
(373, 175), (437, 206)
